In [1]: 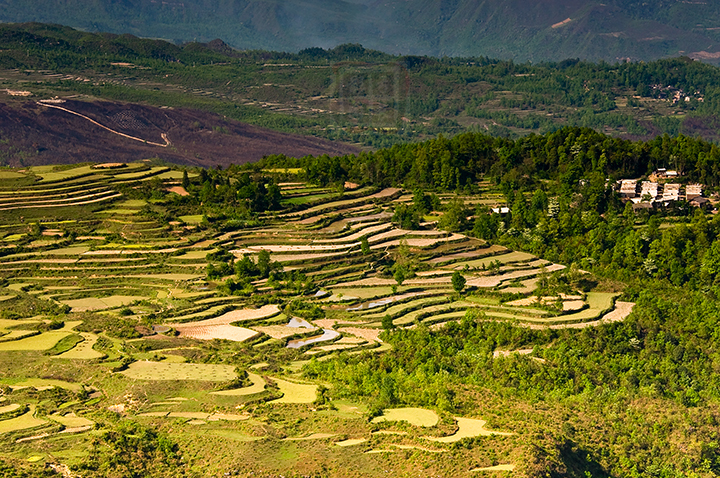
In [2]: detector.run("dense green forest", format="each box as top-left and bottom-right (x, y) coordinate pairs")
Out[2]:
(5, 23), (720, 148)
(256, 127), (720, 189)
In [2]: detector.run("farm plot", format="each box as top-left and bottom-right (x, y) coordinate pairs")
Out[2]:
(267, 251), (349, 263)
(306, 343), (362, 354)
(55, 333), (104, 359)
(426, 245), (508, 264)
(0, 170), (27, 179)
(423, 417), (513, 443)
(268, 377), (318, 404)
(335, 438), (367, 447)
(287, 329), (340, 348)
(166, 305), (280, 328)
(336, 327), (382, 343)
(471, 464), (516, 472)
(323, 287), (398, 300)
(368, 228), (447, 244)
(60, 295), (145, 311)
(345, 212), (394, 224)
(163, 305), (238, 323)
(442, 251), (537, 270)
(0, 403), (21, 415)
(312, 223), (392, 244)
(121, 361), (237, 381)
(369, 234), (466, 250)
(346, 291), (437, 312)
(49, 412), (94, 429)
(33, 165), (100, 183)
(0, 331), (73, 351)
(252, 321), (317, 339)
(234, 244), (355, 253)
(0, 405), (47, 434)
(540, 300), (635, 330)
(372, 408), (439, 427)
(357, 297), (450, 320)
(6, 378), (84, 392)
(391, 302), (475, 326)
(533, 292), (616, 325)
(280, 187), (381, 217)
(598, 301), (635, 323)
(171, 249), (214, 260)
(0, 319), (41, 330)
(175, 325), (259, 342)
(139, 411), (249, 421)
(211, 372), (266, 396)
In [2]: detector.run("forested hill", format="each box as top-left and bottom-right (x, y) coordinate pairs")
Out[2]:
(1, 0), (720, 63)
(257, 126), (720, 192)
(8, 23), (720, 156)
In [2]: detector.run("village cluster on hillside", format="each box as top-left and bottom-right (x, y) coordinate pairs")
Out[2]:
(650, 84), (705, 104)
(617, 169), (711, 210)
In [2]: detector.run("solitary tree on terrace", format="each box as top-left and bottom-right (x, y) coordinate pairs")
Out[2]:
(360, 236), (370, 255)
(393, 267), (406, 295)
(451, 271), (466, 295)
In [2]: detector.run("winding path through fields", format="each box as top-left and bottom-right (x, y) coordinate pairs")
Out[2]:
(37, 101), (171, 147)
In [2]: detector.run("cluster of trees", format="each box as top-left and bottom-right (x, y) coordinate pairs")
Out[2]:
(391, 189), (440, 230)
(258, 127), (720, 191)
(207, 248), (315, 296)
(208, 248), (276, 291)
(79, 418), (186, 477)
(160, 166), (282, 229)
(187, 168), (282, 213)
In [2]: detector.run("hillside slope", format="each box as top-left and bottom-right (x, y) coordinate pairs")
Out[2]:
(1, 0), (720, 62)
(0, 99), (359, 168)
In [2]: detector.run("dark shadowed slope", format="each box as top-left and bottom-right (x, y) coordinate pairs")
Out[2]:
(0, 99), (359, 168)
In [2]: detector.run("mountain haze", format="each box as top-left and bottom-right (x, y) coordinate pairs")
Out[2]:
(2, 0), (720, 63)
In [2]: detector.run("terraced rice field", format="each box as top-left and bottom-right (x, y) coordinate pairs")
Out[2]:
(0, 405), (47, 434)
(55, 333), (104, 359)
(0, 165), (637, 475)
(49, 412), (94, 429)
(423, 417), (513, 442)
(6, 379), (83, 392)
(167, 305), (280, 341)
(0, 331), (73, 351)
(268, 378), (318, 404)
(210, 372), (267, 396)
(60, 295), (145, 311)
(121, 361), (238, 381)
(371, 408), (440, 427)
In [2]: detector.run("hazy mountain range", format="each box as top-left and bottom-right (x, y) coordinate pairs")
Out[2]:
(2, 0), (720, 63)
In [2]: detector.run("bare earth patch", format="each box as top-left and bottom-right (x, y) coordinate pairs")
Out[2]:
(471, 464), (516, 472)
(167, 305), (280, 328)
(176, 325), (259, 342)
(268, 377), (318, 404)
(423, 417), (513, 443)
(338, 327), (381, 343)
(121, 361), (237, 381)
(253, 324), (317, 339)
(371, 408), (439, 427)
(167, 186), (189, 196)
(211, 372), (266, 396)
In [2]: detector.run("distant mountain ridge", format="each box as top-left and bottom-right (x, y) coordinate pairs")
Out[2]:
(2, 0), (720, 63)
